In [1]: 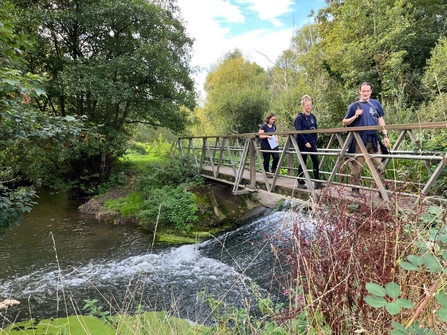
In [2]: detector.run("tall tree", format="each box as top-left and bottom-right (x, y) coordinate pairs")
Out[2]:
(13, 0), (196, 194)
(200, 49), (271, 135)
(1, 2), (88, 224)
(315, 0), (447, 114)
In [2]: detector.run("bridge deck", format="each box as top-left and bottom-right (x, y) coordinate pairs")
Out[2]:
(180, 122), (447, 207)
(200, 165), (423, 210)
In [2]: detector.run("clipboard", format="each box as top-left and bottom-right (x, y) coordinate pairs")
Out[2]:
(268, 135), (278, 149)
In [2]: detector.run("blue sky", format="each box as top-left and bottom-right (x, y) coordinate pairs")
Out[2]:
(177, 0), (327, 97)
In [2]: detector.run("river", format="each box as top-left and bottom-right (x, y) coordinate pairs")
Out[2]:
(0, 190), (309, 326)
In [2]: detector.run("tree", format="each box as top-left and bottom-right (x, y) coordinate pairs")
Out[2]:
(12, 0), (196, 195)
(1, 2), (88, 225)
(421, 37), (447, 122)
(200, 49), (271, 135)
(315, 0), (447, 110)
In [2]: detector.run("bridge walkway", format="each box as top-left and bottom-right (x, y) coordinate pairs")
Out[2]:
(177, 122), (447, 206)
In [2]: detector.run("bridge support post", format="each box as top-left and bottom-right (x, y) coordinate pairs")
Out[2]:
(249, 139), (257, 189)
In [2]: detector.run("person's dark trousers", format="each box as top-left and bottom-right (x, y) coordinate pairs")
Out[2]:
(261, 144), (279, 173)
(297, 142), (319, 184)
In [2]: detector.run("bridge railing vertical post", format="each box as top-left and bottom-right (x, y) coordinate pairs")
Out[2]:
(249, 138), (257, 188)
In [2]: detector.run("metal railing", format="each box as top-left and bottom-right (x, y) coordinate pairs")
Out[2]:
(176, 122), (447, 202)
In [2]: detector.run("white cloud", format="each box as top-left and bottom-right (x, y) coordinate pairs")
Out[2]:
(270, 19), (284, 28)
(178, 0), (297, 96)
(235, 0), (295, 20)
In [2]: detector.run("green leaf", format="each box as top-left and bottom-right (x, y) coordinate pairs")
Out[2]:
(391, 321), (407, 333)
(385, 302), (402, 315)
(429, 206), (441, 216)
(386, 282), (401, 298)
(438, 307), (447, 322)
(407, 255), (422, 266)
(366, 282), (386, 297)
(391, 330), (407, 335)
(400, 261), (419, 271)
(364, 295), (387, 308)
(422, 254), (442, 273)
(434, 291), (447, 308)
(395, 298), (414, 309)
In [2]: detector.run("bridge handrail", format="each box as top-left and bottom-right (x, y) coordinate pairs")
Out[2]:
(178, 122), (447, 139)
(176, 122), (447, 201)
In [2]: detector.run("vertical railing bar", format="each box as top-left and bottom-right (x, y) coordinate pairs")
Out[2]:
(352, 132), (388, 201)
(204, 138), (218, 178)
(199, 138), (207, 172)
(327, 132), (353, 185)
(248, 138), (257, 189)
(269, 135), (292, 188)
(421, 158), (446, 195)
(177, 139), (184, 158)
(290, 134), (313, 191)
(216, 137), (225, 175)
(233, 139), (251, 193)
(226, 137), (238, 176)
(189, 138), (199, 166)
(406, 130), (433, 175)
(318, 133), (336, 169)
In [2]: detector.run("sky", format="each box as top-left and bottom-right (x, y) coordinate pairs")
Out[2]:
(177, 0), (327, 97)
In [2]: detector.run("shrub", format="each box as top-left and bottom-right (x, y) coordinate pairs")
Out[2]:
(138, 185), (198, 233)
(278, 190), (423, 333)
(137, 154), (203, 190)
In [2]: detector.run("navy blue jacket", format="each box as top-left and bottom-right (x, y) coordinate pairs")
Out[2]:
(294, 113), (318, 146)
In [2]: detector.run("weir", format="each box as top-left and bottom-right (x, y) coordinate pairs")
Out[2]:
(176, 122), (447, 203)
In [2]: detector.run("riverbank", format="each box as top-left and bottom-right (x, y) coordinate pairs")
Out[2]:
(79, 180), (294, 244)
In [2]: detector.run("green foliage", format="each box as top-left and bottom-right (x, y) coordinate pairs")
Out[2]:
(1, 4), (88, 224)
(104, 192), (144, 219)
(0, 184), (37, 227)
(82, 299), (116, 325)
(145, 133), (175, 158)
(200, 49), (271, 135)
(198, 284), (327, 334)
(2, 312), (208, 335)
(423, 37), (447, 96)
(7, 0), (196, 195)
(97, 154), (203, 233)
(365, 282), (414, 315)
(116, 311), (209, 335)
(364, 205), (447, 334)
(138, 185), (197, 233)
(138, 155), (203, 189)
(1, 315), (116, 335)
(127, 142), (148, 155)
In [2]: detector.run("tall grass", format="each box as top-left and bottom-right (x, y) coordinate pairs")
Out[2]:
(276, 188), (447, 334)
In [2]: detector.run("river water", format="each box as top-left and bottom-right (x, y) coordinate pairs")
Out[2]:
(0, 190), (309, 326)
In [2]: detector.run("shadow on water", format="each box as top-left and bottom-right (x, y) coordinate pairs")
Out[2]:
(0, 190), (310, 325)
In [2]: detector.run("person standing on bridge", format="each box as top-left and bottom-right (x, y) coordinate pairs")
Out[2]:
(343, 82), (390, 197)
(259, 113), (279, 177)
(294, 95), (323, 190)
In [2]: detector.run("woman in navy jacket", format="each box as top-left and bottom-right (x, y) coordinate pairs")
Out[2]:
(294, 95), (322, 189)
(259, 113), (279, 177)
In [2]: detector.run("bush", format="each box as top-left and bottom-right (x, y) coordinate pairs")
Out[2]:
(127, 142), (148, 155)
(278, 190), (421, 333)
(138, 185), (198, 233)
(137, 155), (203, 190)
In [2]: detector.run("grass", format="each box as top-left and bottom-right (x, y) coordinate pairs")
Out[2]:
(0, 313), (208, 335)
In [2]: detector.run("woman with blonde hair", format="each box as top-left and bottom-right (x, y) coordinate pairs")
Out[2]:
(294, 95), (323, 189)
